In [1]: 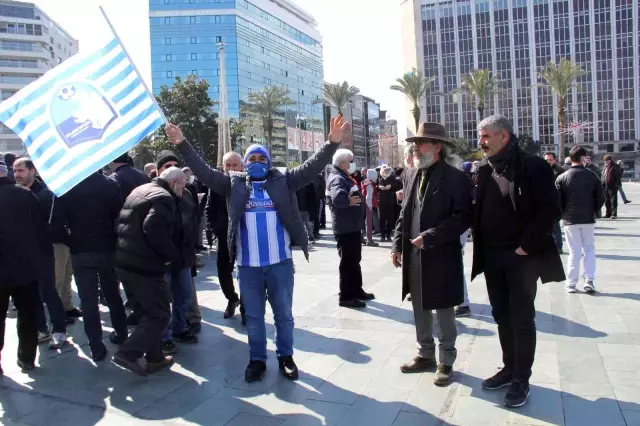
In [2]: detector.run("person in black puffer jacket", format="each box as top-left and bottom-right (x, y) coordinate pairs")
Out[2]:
(113, 167), (186, 375)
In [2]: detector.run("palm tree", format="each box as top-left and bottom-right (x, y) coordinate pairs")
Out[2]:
(247, 85), (293, 153)
(451, 69), (504, 119)
(534, 58), (586, 157)
(390, 68), (438, 133)
(323, 81), (360, 116)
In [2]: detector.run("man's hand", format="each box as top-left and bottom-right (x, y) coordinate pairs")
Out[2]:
(349, 194), (362, 206)
(165, 123), (184, 145)
(328, 115), (351, 144)
(411, 236), (424, 249)
(396, 189), (404, 201)
(515, 247), (528, 256)
(391, 252), (402, 268)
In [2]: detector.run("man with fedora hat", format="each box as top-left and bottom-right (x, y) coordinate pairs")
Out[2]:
(391, 122), (472, 386)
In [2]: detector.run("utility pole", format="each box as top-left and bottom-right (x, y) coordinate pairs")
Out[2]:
(216, 41), (231, 167)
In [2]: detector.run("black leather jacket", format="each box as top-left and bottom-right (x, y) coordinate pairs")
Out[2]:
(555, 165), (605, 225)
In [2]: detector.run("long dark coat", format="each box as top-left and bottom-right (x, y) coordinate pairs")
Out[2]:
(471, 146), (565, 283)
(392, 160), (473, 310)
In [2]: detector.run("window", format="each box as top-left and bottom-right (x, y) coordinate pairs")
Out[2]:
(215, 36), (222, 43)
(285, 71), (288, 77)
(166, 71), (173, 78)
(164, 17), (170, 24)
(192, 70), (197, 76)
(166, 54), (172, 61)
(191, 53), (197, 60)
(190, 16), (196, 24)
(247, 72), (251, 79)
(190, 37), (197, 44)
(215, 16), (221, 23)
(263, 77), (271, 84)
(165, 38), (171, 45)
(164, 0), (170, 3)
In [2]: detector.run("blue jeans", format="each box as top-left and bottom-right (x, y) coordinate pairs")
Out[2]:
(35, 252), (67, 334)
(163, 267), (193, 341)
(238, 259), (294, 362)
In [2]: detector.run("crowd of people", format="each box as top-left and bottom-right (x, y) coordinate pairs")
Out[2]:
(0, 111), (631, 408)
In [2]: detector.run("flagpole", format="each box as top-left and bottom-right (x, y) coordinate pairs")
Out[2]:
(99, 5), (168, 124)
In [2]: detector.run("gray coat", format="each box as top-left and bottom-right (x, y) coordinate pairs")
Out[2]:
(178, 140), (338, 263)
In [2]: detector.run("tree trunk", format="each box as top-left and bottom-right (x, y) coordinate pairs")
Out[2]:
(266, 117), (274, 153)
(558, 97), (566, 158)
(412, 105), (420, 133)
(477, 106), (484, 119)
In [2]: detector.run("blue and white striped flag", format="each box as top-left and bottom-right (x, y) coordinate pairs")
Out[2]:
(0, 37), (165, 196)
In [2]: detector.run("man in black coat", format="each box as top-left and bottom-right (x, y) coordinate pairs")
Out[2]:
(472, 115), (565, 408)
(0, 160), (43, 372)
(109, 153), (150, 200)
(205, 151), (244, 320)
(543, 151), (566, 253)
(113, 167), (185, 376)
(391, 123), (472, 386)
(13, 158), (68, 350)
(59, 171), (128, 362)
(296, 181), (317, 243)
(377, 166), (401, 242)
(602, 154), (622, 219)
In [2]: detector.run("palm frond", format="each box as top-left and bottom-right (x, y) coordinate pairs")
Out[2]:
(323, 81), (360, 113)
(389, 68), (437, 105)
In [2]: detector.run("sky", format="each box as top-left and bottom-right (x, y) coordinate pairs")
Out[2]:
(32, 0), (407, 140)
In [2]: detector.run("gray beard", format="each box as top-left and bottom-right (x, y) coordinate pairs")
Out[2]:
(414, 152), (436, 169)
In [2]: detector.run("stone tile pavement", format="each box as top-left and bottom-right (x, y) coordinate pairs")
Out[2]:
(1, 184), (640, 425)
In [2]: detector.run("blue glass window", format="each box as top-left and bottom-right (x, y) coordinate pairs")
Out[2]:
(191, 37), (197, 44)
(165, 37), (171, 45)
(166, 71), (172, 78)
(166, 54), (172, 61)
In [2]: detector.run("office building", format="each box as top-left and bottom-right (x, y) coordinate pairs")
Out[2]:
(401, 0), (639, 166)
(149, 0), (324, 166)
(378, 112), (399, 167)
(0, 0), (79, 154)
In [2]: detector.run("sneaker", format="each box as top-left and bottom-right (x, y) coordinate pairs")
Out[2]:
(224, 300), (240, 319)
(455, 306), (472, 317)
(245, 360), (267, 383)
(172, 331), (198, 344)
(146, 356), (175, 374)
(109, 331), (127, 345)
(338, 299), (366, 308)
(65, 307), (83, 318)
(482, 368), (513, 390)
(565, 287), (577, 294)
(583, 281), (596, 294)
(278, 355), (299, 380)
(112, 354), (148, 377)
(38, 331), (51, 343)
(162, 341), (178, 355)
(400, 356), (437, 373)
(17, 359), (35, 371)
(49, 333), (67, 350)
(504, 380), (530, 408)
(434, 364), (453, 386)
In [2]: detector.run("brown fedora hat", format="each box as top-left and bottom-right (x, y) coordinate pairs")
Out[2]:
(406, 122), (452, 145)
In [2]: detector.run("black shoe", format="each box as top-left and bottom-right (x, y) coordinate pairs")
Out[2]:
(188, 322), (202, 334)
(245, 360), (267, 383)
(172, 331), (198, 344)
(224, 300), (239, 319)
(356, 292), (375, 301)
(109, 331), (127, 345)
(126, 312), (140, 327)
(65, 316), (75, 325)
(91, 345), (108, 362)
(624, 200), (631, 204)
(504, 380), (530, 408)
(112, 354), (148, 377)
(17, 359), (35, 371)
(146, 356), (175, 374)
(162, 341), (178, 355)
(278, 355), (299, 380)
(455, 306), (472, 317)
(482, 368), (513, 390)
(65, 307), (83, 318)
(196, 245), (208, 252)
(339, 299), (366, 308)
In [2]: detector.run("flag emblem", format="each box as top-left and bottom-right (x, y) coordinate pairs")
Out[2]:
(0, 37), (165, 196)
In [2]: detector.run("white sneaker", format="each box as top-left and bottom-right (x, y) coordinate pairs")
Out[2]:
(49, 333), (67, 350)
(565, 287), (577, 294)
(583, 281), (596, 294)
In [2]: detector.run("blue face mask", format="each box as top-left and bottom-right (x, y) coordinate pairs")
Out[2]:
(246, 162), (269, 180)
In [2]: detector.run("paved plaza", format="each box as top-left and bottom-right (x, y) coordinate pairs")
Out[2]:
(1, 184), (640, 426)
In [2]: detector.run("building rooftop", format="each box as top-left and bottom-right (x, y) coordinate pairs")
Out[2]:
(270, 0), (318, 27)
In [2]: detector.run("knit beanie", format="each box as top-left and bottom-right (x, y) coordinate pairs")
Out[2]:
(156, 150), (180, 170)
(243, 144), (271, 166)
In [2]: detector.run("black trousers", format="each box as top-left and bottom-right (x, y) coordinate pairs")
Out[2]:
(604, 186), (618, 217)
(335, 232), (364, 302)
(484, 247), (538, 383)
(216, 231), (239, 303)
(0, 281), (40, 366)
(378, 203), (396, 239)
(116, 270), (171, 362)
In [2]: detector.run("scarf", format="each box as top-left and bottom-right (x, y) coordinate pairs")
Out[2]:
(487, 136), (518, 181)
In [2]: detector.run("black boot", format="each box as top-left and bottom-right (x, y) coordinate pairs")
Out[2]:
(245, 360), (266, 383)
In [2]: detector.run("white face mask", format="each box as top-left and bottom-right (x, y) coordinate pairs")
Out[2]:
(189, 175), (195, 183)
(348, 163), (357, 173)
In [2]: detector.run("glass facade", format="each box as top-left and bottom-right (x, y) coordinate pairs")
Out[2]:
(149, 0), (324, 164)
(417, 0), (639, 149)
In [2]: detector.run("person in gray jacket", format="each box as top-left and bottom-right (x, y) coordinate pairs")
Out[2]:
(165, 115), (350, 383)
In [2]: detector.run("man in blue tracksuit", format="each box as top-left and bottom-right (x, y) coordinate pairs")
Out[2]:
(165, 116), (350, 383)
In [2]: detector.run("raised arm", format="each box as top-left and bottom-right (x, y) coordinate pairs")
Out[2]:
(165, 123), (230, 196)
(288, 116), (351, 191)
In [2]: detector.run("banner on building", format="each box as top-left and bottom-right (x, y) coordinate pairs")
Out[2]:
(301, 130), (314, 152)
(313, 132), (323, 151)
(287, 127), (300, 150)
